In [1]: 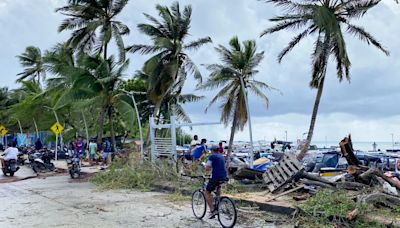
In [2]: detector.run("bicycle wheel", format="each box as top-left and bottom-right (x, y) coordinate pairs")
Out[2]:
(191, 189), (207, 219)
(218, 197), (237, 228)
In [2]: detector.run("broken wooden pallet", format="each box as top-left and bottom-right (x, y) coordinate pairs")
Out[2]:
(262, 153), (304, 193)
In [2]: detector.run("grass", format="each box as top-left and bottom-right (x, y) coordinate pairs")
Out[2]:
(298, 189), (386, 228)
(165, 192), (191, 204)
(90, 155), (179, 191)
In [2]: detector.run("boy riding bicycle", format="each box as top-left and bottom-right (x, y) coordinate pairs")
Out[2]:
(204, 146), (228, 219)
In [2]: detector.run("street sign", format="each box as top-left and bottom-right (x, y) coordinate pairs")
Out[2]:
(0, 124), (8, 136)
(50, 122), (64, 135)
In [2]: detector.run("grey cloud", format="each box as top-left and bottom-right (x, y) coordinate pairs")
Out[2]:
(1, 0), (400, 142)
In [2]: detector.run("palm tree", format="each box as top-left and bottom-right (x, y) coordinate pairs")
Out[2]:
(8, 81), (53, 133)
(127, 1), (211, 119)
(54, 54), (135, 149)
(199, 36), (272, 157)
(0, 87), (18, 125)
(262, 0), (389, 160)
(57, 0), (130, 61)
(16, 46), (45, 85)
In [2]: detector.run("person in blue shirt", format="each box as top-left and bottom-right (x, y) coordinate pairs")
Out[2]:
(191, 138), (207, 161)
(205, 146), (228, 219)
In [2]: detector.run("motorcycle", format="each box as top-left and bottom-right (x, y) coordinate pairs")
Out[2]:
(67, 151), (81, 179)
(28, 149), (55, 173)
(2, 159), (19, 176)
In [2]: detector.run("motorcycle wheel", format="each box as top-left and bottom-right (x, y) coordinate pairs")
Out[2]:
(49, 163), (55, 171)
(2, 168), (6, 176)
(69, 170), (75, 179)
(9, 171), (14, 177)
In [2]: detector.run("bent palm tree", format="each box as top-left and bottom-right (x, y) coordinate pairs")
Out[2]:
(57, 0), (130, 61)
(54, 54), (135, 149)
(199, 36), (272, 157)
(127, 1), (211, 118)
(262, 0), (389, 160)
(16, 46), (45, 85)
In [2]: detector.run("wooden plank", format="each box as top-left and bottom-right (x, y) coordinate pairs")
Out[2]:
(267, 184), (275, 192)
(284, 159), (298, 174)
(280, 162), (293, 177)
(270, 166), (284, 183)
(265, 185), (305, 202)
(276, 165), (287, 181)
(266, 171), (279, 187)
(275, 164), (289, 180)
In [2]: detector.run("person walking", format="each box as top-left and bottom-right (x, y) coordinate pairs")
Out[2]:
(89, 139), (97, 165)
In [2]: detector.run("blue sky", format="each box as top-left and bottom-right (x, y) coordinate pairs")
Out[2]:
(1, 0), (400, 145)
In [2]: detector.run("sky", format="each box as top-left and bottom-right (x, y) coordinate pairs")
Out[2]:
(0, 0), (400, 146)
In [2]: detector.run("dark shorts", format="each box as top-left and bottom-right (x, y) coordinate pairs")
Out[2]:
(206, 178), (228, 192)
(184, 153), (192, 161)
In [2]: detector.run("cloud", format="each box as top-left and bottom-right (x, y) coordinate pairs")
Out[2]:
(0, 0), (399, 143)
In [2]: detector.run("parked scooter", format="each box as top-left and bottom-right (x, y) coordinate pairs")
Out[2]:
(28, 149), (55, 173)
(67, 151), (81, 179)
(1, 159), (19, 176)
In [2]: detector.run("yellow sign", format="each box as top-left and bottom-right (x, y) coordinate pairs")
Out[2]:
(0, 125), (8, 136)
(51, 122), (64, 135)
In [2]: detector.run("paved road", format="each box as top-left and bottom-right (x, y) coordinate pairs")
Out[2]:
(0, 176), (285, 228)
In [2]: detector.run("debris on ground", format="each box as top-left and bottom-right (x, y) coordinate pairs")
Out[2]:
(258, 134), (400, 227)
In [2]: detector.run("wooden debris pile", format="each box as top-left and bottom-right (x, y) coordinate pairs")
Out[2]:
(263, 135), (400, 211)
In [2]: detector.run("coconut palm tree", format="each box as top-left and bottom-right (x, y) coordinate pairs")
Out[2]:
(199, 36), (272, 156)
(261, 0), (389, 160)
(57, 0), (130, 61)
(8, 81), (54, 133)
(54, 54), (135, 149)
(16, 46), (45, 85)
(127, 1), (211, 119)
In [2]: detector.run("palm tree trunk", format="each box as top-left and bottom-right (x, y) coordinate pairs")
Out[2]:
(297, 75), (327, 161)
(108, 107), (116, 152)
(104, 43), (108, 60)
(97, 106), (107, 146)
(227, 110), (238, 172)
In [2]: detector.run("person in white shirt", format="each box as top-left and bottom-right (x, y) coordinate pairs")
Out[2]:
(190, 135), (200, 148)
(0, 142), (19, 168)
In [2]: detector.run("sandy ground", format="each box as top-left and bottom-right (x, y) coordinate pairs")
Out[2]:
(0, 175), (290, 228)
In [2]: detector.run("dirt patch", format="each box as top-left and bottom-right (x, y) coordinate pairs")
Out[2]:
(0, 175), (38, 184)
(68, 172), (97, 183)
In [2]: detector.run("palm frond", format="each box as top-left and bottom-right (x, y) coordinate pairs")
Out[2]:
(346, 23), (389, 56)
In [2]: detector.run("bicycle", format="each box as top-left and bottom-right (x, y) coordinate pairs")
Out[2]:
(191, 176), (237, 228)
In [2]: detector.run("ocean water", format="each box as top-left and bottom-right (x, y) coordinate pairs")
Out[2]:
(313, 141), (397, 151)
(230, 140), (398, 152)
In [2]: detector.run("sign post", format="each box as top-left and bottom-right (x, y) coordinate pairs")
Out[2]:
(50, 122), (64, 161)
(0, 124), (8, 137)
(0, 124), (8, 147)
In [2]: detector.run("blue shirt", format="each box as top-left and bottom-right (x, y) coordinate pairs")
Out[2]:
(208, 153), (227, 180)
(191, 145), (206, 159)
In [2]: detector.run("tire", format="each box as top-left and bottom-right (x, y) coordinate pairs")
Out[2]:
(48, 163), (55, 171)
(9, 171), (14, 177)
(31, 164), (39, 173)
(218, 197), (237, 228)
(191, 189), (207, 219)
(2, 169), (6, 176)
(69, 169), (75, 179)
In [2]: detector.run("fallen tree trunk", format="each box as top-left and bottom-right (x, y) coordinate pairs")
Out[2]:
(299, 171), (336, 186)
(360, 193), (400, 209)
(339, 135), (362, 166)
(336, 182), (368, 191)
(302, 180), (335, 189)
